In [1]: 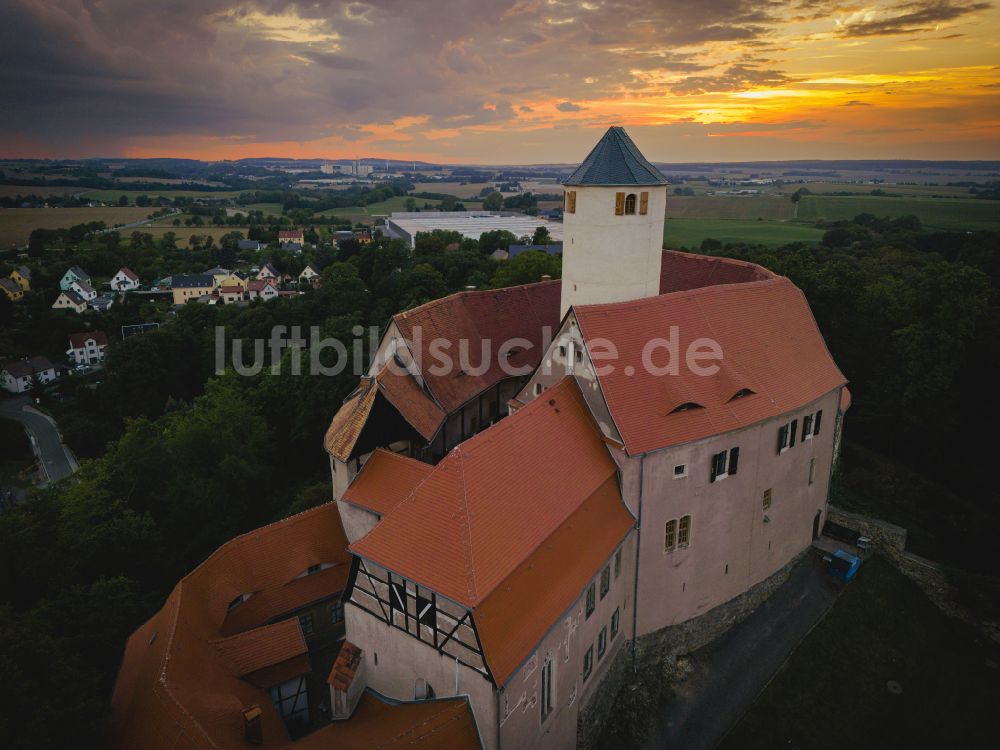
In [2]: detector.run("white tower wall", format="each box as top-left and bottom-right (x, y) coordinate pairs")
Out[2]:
(560, 185), (667, 317)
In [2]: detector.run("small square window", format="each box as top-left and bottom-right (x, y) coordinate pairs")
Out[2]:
(673, 464), (687, 479)
(585, 583), (595, 618)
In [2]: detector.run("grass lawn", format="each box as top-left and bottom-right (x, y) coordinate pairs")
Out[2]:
(0, 207), (155, 245)
(664, 218), (825, 249)
(721, 556), (1000, 750)
(798, 195), (1000, 231)
(667, 195), (796, 221)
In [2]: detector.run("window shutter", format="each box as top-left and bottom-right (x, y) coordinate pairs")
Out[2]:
(729, 446), (740, 475)
(639, 191), (649, 215)
(567, 190), (576, 213)
(814, 410), (822, 435)
(790, 419), (798, 447)
(777, 425), (787, 454)
(615, 192), (625, 215)
(710, 455), (717, 482)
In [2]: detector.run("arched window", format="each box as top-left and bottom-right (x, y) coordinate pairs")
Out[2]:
(624, 193), (637, 215)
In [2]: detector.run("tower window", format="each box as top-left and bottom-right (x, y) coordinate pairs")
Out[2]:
(624, 193), (637, 215)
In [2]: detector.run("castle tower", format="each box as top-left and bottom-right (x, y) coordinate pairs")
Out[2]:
(560, 126), (669, 317)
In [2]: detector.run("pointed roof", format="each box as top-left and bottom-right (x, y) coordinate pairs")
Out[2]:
(564, 126), (669, 186)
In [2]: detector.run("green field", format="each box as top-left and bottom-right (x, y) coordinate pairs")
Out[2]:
(796, 182), (974, 198)
(235, 203), (284, 216)
(80, 188), (242, 202)
(799, 195), (1000, 231)
(721, 557), (1000, 749)
(667, 195), (796, 221)
(664, 218), (825, 249)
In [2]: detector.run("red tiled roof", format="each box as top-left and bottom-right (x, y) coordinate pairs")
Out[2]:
(658, 249), (774, 293)
(840, 386), (851, 413)
(120, 267), (140, 281)
(575, 274), (846, 455)
(68, 330), (108, 349)
(110, 503), (352, 749)
(219, 285), (244, 294)
(391, 280), (561, 413)
(350, 377), (620, 607)
(476, 476), (632, 684)
(328, 640), (363, 691)
(247, 279), (277, 292)
(324, 365), (446, 460)
(278, 230), (304, 238)
(341, 449), (434, 515)
(212, 619), (307, 677)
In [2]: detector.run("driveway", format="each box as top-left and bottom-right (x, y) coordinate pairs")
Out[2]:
(0, 396), (78, 484)
(642, 551), (840, 750)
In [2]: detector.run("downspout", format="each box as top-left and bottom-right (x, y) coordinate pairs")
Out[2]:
(631, 453), (645, 672)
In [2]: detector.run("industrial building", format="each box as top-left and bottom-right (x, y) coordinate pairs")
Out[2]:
(384, 211), (563, 248)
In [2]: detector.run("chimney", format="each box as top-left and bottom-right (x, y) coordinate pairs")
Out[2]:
(243, 705), (263, 745)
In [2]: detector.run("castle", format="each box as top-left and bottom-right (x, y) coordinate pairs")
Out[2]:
(111, 127), (848, 749)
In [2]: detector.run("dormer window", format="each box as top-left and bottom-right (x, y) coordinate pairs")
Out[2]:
(729, 388), (755, 401)
(670, 402), (703, 414)
(624, 193), (637, 215)
(227, 593), (251, 612)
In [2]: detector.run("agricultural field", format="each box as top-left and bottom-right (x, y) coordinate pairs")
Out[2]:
(664, 218), (825, 249)
(666, 195), (796, 221)
(233, 203), (284, 216)
(0, 185), (84, 198)
(138, 225), (250, 242)
(79, 188), (242, 202)
(0, 207), (155, 246)
(792, 181), (974, 198)
(316, 195), (487, 222)
(413, 181), (494, 198)
(798, 195), (1000, 231)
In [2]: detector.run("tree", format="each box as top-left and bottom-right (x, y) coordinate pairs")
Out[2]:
(532, 225), (551, 245)
(117, 195), (129, 207)
(405, 196), (417, 211)
(482, 191), (503, 211)
(490, 250), (561, 287)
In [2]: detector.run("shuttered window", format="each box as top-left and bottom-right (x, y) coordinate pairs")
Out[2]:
(729, 446), (740, 475)
(639, 191), (649, 215)
(814, 410), (822, 435)
(710, 450), (727, 482)
(615, 192), (625, 215)
(624, 193), (637, 215)
(790, 419), (798, 447)
(803, 414), (813, 438)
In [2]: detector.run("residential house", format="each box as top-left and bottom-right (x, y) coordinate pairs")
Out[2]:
(90, 293), (115, 312)
(237, 239), (262, 251)
(246, 279), (279, 301)
(60, 266), (90, 292)
(110, 267), (140, 291)
(278, 229), (305, 247)
(284, 242), (303, 254)
(67, 330), (109, 366)
(70, 278), (97, 302)
(257, 263), (279, 281)
(170, 274), (215, 305)
(1, 355), (58, 393)
(10, 265), (32, 291)
(218, 285), (246, 304)
(52, 290), (87, 313)
(299, 264), (321, 283)
(0, 277), (24, 302)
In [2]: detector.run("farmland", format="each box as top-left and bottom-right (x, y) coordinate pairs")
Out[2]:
(79, 188), (243, 202)
(798, 195), (1000, 231)
(664, 219), (825, 249)
(0, 207), (155, 246)
(666, 195), (795, 221)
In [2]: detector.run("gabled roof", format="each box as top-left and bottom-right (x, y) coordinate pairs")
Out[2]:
(57, 289), (86, 305)
(564, 126), (669, 186)
(2, 356), (53, 379)
(324, 365), (447, 461)
(348, 378), (633, 685)
(341, 449), (434, 516)
(278, 230), (304, 238)
(68, 330), (108, 349)
(72, 278), (95, 295)
(67, 265), (90, 281)
(391, 280), (560, 413)
(574, 274), (847, 455)
(0, 278), (20, 293)
(14, 265), (31, 279)
(171, 273), (214, 288)
(350, 377), (622, 607)
(219, 284), (244, 294)
(117, 267), (139, 281)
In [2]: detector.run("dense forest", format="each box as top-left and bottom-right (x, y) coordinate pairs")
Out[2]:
(1, 217), (997, 747)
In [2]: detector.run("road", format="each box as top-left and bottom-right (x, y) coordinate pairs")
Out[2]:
(0, 397), (78, 484)
(641, 551), (840, 750)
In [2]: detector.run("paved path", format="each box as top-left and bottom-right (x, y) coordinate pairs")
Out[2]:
(642, 551), (839, 750)
(0, 397), (78, 484)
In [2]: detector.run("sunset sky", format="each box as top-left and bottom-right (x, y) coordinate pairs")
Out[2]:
(3, 0), (999, 163)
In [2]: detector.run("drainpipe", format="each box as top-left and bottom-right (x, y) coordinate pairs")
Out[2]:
(631, 454), (645, 672)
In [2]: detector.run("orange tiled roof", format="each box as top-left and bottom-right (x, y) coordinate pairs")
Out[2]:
(328, 640), (363, 691)
(475, 475), (632, 684)
(391, 280), (561, 413)
(341, 449), (434, 516)
(110, 503), (352, 749)
(350, 377), (621, 607)
(324, 365), (446, 461)
(658, 249), (774, 293)
(575, 274), (846, 455)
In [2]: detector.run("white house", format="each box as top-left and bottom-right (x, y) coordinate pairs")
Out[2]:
(60, 266), (90, 292)
(246, 279), (279, 301)
(110, 267), (140, 291)
(67, 330), (109, 366)
(1, 355), (58, 393)
(257, 263), (279, 281)
(52, 290), (88, 313)
(70, 278), (97, 302)
(299, 263), (320, 282)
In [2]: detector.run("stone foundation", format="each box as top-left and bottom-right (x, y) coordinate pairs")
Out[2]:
(575, 640), (631, 750)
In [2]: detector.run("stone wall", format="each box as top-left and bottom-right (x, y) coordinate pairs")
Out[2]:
(575, 642), (631, 750)
(826, 505), (907, 553)
(633, 551), (804, 665)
